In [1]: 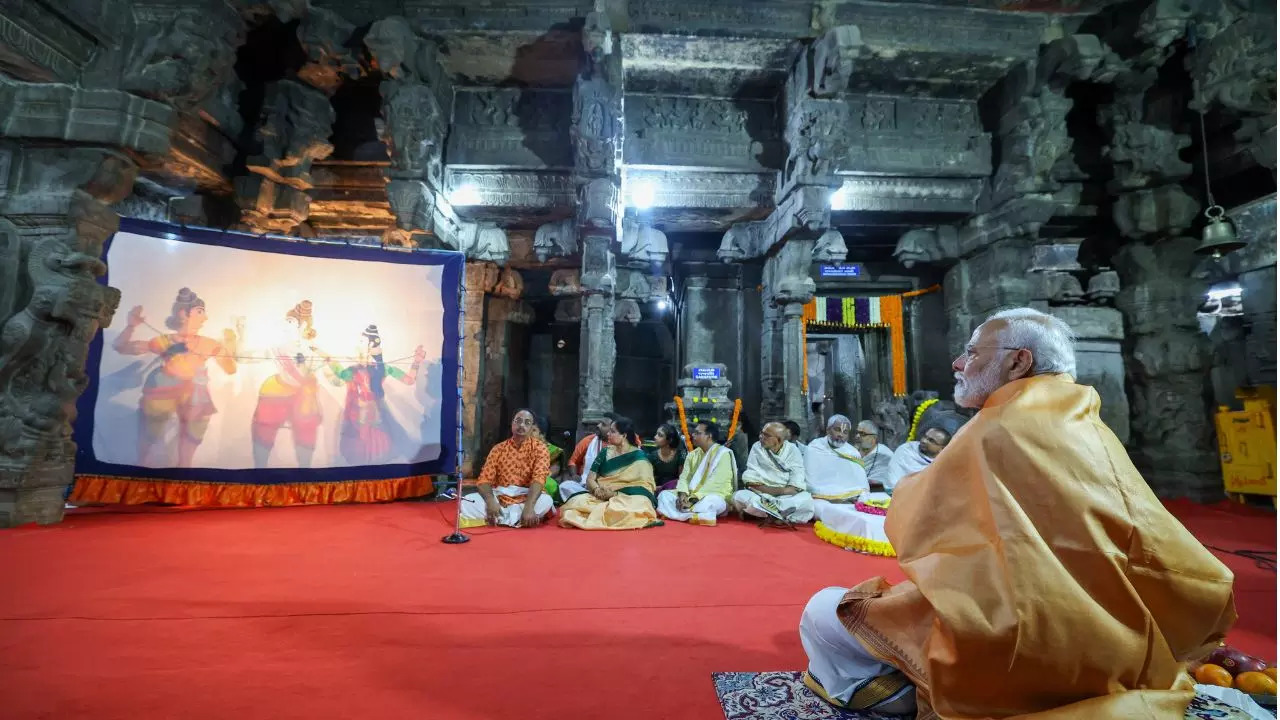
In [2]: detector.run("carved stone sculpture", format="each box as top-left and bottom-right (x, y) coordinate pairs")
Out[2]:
(578, 179), (618, 231)
(0, 146), (136, 527)
(812, 229), (848, 263)
(1086, 270), (1121, 305)
(492, 268), (523, 300)
(120, 6), (243, 108)
(1112, 185), (1199, 239)
(296, 7), (360, 95)
(534, 219), (578, 262)
(613, 299), (642, 325)
(249, 79), (335, 180)
(620, 220), (669, 263)
(549, 269), (583, 297)
(809, 26), (864, 98)
(1188, 18), (1277, 115)
(1042, 271), (1085, 305)
(455, 225), (509, 264)
(1104, 122), (1193, 190)
(893, 226), (959, 268)
(571, 75), (620, 178)
(379, 83), (444, 185)
(386, 180), (435, 234)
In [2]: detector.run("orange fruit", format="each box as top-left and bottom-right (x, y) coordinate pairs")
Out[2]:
(1266, 667), (1278, 681)
(1235, 671), (1277, 695)
(1195, 663), (1234, 687)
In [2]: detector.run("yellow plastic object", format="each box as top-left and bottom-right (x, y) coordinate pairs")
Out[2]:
(1216, 386), (1277, 499)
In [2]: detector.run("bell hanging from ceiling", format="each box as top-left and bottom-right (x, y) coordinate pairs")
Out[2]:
(1194, 204), (1246, 258)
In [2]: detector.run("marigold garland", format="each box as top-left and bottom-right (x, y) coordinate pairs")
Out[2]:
(726, 398), (743, 442)
(673, 396), (694, 451)
(800, 286), (940, 398)
(814, 520), (897, 557)
(907, 397), (940, 441)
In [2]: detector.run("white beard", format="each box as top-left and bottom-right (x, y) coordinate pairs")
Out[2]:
(954, 359), (1004, 408)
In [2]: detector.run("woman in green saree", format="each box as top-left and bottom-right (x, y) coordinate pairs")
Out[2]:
(559, 416), (660, 530)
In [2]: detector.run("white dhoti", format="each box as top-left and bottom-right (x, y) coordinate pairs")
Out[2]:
(813, 492), (894, 556)
(732, 488), (815, 523)
(558, 479), (587, 502)
(459, 486), (554, 528)
(804, 439), (869, 501)
(799, 587), (917, 714)
(656, 489), (727, 526)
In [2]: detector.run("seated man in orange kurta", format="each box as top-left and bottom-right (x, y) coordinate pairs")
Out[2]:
(459, 409), (553, 528)
(800, 307), (1237, 718)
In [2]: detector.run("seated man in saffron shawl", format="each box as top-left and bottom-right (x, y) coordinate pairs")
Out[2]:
(805, 415), (869, 502)
(884, 425), (951, 493)
(732, 422), (814, 524)
(559, 415), (659, 530)
(800, 308), (1237, 718)
(657, 421), (736, 526)
(459, 409), (553, 529)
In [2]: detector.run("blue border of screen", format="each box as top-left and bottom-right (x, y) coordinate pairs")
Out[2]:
(72, 218), (464, 483)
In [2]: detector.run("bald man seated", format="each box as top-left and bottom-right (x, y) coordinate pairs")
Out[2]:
(732, 422), (815, 524)
(799, 307), (1236, 718)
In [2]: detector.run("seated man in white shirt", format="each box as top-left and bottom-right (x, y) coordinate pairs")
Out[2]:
(885, 425), (952, 493)
(853, 420), (895, 491)
(804, 414), (868, 502)
(733, 422), (815, 524)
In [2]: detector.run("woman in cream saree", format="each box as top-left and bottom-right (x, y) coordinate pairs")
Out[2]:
(559, 416), (661, 530)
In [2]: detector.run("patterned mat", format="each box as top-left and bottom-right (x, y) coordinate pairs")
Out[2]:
(710, 671), (1261, 720)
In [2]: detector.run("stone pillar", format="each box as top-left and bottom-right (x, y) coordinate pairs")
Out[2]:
(0, 0), (245, 526)
(0, 145), (139, 526)
(761, 239), (817, 423)
(459, 262), (497, 478)
(578, 237), (617, 428)
(1226, 196), (1278, 387)
(571, 6), (623, 433)
(479, 269), (531, 456)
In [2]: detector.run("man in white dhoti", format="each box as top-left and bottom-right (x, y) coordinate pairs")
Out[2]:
(459, 409), (555, 528)
(733, 422), (815, 524)
(657, 421), (736, 526)
(559, 413), (615, 502)
(853, 421), (894, 490)
(805, 414), (868, 502)
(885, 426), (951, 492)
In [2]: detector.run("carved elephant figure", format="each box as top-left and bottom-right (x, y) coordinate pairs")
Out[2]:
(534, 219), (578, 262)
(621, 220), (669, 263)
(893, 226), (955, 268)
(1040, 271), (1085, 305)
(613, 299), (642, 325)
(813, 229), (848, 263)
(460, 225), (509, 264)
(1086, 270), (1121, 305)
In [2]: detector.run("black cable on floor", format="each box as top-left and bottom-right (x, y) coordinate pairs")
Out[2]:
(1203, 544), (1277, 572)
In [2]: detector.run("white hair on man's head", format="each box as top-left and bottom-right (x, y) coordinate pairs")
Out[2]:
(986, 307), (1077, 376)
(827, 414), (852, 429)
(856, 420), (878, 436)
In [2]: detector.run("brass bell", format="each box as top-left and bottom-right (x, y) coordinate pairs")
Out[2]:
(1194, 205), (1246, 258)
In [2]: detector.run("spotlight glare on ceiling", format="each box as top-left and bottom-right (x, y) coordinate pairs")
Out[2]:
(631, 180), (657, 209)
(449, 185), (482, 206)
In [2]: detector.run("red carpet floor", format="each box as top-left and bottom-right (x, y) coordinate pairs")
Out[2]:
(0, 499), (1273, 720)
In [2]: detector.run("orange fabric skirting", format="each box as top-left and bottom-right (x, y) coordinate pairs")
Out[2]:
(70, 474), (436, 508)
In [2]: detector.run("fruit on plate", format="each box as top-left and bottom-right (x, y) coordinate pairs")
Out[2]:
(1265, 667), (1277, 681)
(1234, 671), (1277, 695)
(1207, 646), (1269, 676)
(1195, 664), (1235, 688)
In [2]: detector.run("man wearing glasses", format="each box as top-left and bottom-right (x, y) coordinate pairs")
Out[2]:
(657, 421), (735, 526)
(852, 421), (893, 490)
(799, 307), (1235, 718)
(459, 409), (554, 528)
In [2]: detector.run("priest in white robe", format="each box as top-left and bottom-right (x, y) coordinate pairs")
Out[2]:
(805, 414), (868, 502)
(733, 422), (815, 523)
(853, 420), (896, 490)
(885, 426), (952, 492)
